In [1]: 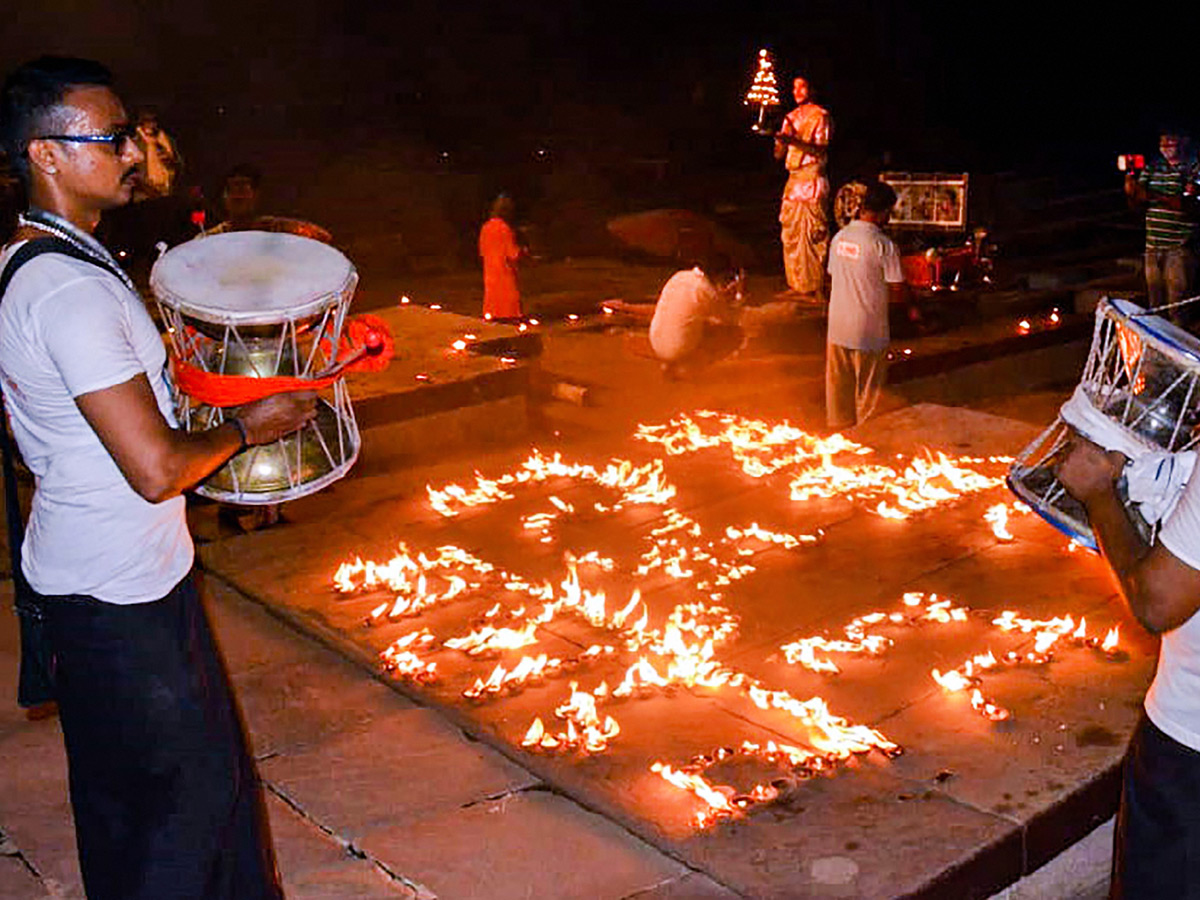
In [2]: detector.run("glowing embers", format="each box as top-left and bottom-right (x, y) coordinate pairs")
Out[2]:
(329, 410), (1130, 839)
(521, 682), (621, 754)
(788, 450), (1009, 519)
(985, 502), (1015, 540)
(380, 629), (438, 682)
(464, 645), (615, 700)
(651, 737), (862, 828)
(425, 450), (675, 518)
(633, 409), (1010, 519)
(780, 591), (1125, 723)
(931, 611), (1123, 721)
(635, 410), (869, 478)
(780, 591), (966, 675)
(334, 543), (490, 621)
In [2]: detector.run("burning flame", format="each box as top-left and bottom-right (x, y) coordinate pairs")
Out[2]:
(331, 411), (1128, 833)
(985, 503), (1014, 540)
(1103, 625), (1120, 653)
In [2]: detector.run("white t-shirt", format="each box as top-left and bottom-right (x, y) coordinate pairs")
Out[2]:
(826, 219), (904, 352)
(1144, 472), (1200, 749)
(0, 244), (193, 603)
(649, 268), (721, 362)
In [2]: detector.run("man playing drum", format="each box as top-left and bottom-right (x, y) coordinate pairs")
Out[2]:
(0, 56), (314, 898)
(1059, 435), (1200, 897)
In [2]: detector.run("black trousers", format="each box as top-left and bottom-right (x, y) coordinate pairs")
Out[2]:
(45, 572), (282, 900)
(1111, 713), (1200, 899)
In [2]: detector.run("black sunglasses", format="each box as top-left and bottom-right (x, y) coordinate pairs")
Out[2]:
(31, 124), (138, 155)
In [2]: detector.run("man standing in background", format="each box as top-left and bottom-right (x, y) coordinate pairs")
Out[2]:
(1125, 129), (1200, 326)
(134, 109), (178, 199)
(775, 76), (831, 301)
(825, 181), (904, 430)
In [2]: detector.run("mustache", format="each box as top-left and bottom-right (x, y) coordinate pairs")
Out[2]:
(122, 167), (139, 182)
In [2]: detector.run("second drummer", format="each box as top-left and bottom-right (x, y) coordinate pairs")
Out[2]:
(1058, 434), (1200, 898)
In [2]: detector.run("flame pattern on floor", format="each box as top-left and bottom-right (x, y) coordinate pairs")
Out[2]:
(331, 411), (1125, 830)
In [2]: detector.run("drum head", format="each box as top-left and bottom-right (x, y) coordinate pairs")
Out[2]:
(151, 231), (356, 326)
(1106, 297), (1200, 367)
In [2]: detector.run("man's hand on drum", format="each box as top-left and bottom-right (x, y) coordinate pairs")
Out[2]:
(237, 391), (318, 446)
(1055, 431), (1128, 505)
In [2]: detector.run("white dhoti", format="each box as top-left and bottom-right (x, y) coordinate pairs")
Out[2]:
(780, 174), (829, 295)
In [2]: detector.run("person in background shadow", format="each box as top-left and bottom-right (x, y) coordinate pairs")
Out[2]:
(479, 193), (524, 322)
(1125, 128), (1200, 328)
(205, 162), (332, 243)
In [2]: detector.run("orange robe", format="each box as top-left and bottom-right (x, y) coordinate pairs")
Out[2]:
(479, 217), (521, 319)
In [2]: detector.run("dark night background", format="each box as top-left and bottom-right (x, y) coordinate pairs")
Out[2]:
(5, 2), (1200, 266)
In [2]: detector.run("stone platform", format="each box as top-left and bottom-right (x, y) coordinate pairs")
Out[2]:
(200, 404), (1151, 899)
(334, 304), (541, 475)
(344, 303), (539, 428)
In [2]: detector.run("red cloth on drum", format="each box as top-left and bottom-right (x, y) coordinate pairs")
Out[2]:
(172, 314), (394, 408)
(479, 217), (521, 319)
(172, 360), (336, 407)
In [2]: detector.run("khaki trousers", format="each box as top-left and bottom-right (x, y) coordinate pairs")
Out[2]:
(825, 343), (886, 430)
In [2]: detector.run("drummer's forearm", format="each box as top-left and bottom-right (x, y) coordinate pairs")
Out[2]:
(1084, 488), (1200, 634)
(76, 374), (245, 503)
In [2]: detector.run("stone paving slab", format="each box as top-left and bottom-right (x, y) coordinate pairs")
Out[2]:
(655, 765), (1023, 900)
(358, 789), (689, 900)
(199, 404), (1152, 897)
(236, 656), (414, 759)
(260, 708), (538, 840)
(265, 792), (420, 898)
(0, 856), (43, 900)
(0, 722), (83, 899)
(625, 872), (744, 899)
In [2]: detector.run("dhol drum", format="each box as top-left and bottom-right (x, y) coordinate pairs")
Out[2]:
(1008, 297), (1200, 549)
(151, 230), (361, 504)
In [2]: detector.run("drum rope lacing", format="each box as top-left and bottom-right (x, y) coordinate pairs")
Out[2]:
(1130, 292), (1200, 317)
(18, 209), (136, 296)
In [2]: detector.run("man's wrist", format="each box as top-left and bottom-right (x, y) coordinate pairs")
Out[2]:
(228, 416), (249, 453)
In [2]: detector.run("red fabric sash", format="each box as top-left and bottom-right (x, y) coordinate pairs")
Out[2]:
(172, 314), (393, 408)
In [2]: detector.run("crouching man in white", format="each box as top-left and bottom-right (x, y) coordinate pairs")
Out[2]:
(647, 255), (744, 380)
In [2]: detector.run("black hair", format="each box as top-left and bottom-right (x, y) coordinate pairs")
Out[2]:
(861, 180), (898, 215)
(1158, 125), (1191, 143)
(0, 56), (113, 188)
(223, 162), (263, 190)
(700, 251), (736, 282)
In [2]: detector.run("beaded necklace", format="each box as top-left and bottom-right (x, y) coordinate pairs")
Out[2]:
(16, 208), (136, 295)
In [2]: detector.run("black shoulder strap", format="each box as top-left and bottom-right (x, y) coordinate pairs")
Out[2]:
(0, 236), (126, 290)
(0, 238), (79, 294)
(0, 237), (113, 577)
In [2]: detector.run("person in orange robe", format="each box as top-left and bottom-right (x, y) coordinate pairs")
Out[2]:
(479, 195), (523, 320)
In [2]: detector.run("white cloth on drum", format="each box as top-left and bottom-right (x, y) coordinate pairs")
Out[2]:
(1060, 383), (1196, 527)
(1127, 451), (1196, 525)
(1059, 384), (1163, 458)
